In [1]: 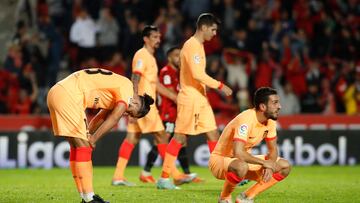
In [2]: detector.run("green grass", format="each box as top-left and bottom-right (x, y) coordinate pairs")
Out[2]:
(1, 166), (359, 203)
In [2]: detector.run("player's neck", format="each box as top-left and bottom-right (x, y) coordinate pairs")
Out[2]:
(193, 31), (204, 44)
(144, 45), (155, 55)
(168, 63), (178, 71)
(255, 111), (268, 125)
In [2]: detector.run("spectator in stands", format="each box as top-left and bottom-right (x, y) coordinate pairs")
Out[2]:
(301, 82), (323, 113)
(255, 49), (276, 89)
(273, 73), (300, 115)
(0, 66), (11, 113)
(207, 57), (239, 118)
(97, 7), (119, 62)
(121, 14), (142, 62)
(226, 28), (248, 52)
(4, 44), (23, 77)
(9, 65), (38, 114)
(160, 1), (183, 52)
(70, 8), (98, 65)
(223, 49), (249, 90)
(306, 59), (324, 86)
(320, 78), (336, 115)
(38, 13), (63, 87)
(343, 67), (360, 115)
(102, 52), (126, 76)
(2, 0), (360, 115)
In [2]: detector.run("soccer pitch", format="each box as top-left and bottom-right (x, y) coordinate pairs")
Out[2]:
(1, 166), (359, 203)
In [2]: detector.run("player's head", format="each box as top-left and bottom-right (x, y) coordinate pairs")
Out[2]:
(127, 94), (154, 118)
(142, 25), (161, 49)
(196, 13), (220, 41)
(166, 46), (181, 69)
(253, 87), (281, 120)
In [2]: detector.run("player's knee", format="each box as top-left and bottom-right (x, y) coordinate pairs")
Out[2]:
(231, 160), (248, 178)
(173, 133), (186, 145)
(125, 134), (139, 145)
(278, 158), (291, 175)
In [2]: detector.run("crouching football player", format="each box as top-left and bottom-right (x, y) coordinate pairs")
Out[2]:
(209, 87), (291, 203)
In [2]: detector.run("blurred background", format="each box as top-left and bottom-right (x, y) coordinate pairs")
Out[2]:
(0, 0), (359, 169)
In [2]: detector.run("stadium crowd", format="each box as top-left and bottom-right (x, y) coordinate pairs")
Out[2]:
(0, 0), (359, 116)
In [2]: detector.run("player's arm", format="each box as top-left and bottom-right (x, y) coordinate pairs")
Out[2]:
(188, 53), (232, 96)
(88, 109), (110, 134)
(131, 73), (141, 95)
(266, 137), (278, 162)
(262, 137), (280, 182)
(156, 80), (177, 103)
(233, 140), (276, 172)
(89, 102), (127, 146)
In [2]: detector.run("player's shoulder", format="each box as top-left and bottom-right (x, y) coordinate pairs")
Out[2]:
(237, 109), (256, 120)
(160, 65), (170, 72)
(160, 65), (175, 74)
(134, 47), (148, 58)
(267, 119), (277, 128)
(183, 37), (197, 48)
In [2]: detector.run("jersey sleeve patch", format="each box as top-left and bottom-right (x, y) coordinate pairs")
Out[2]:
(193, 54), (201, 64)
(135, 59), (143, 69)
(237, 124), (248, 139)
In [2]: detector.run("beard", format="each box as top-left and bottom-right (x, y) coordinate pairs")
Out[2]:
(154, 42), (160, 48)
(264, 110), (278, 120)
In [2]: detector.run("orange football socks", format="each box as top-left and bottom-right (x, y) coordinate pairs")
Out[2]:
(207, 141), (217, 153)
(161, 139), (182, 178)
(69, 147), (83, 197)
(245, 172), (285, 199)
(75, 147), (93, 196)
(221, 172), (244, 199)
(113, 140), (134, 180)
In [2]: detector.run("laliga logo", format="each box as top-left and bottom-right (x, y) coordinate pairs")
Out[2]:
(0, 132), (69, 168)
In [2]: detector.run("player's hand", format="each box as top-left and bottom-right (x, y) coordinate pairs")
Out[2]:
(221, 84), (233, 96)
(263, 160), (277, 172)
(262, 168), (273, 182)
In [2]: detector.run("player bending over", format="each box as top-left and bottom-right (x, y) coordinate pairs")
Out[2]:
(47, 68), (153, 203)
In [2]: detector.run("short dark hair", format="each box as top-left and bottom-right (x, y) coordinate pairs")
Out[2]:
(253, 87), (278, 110)
(196, 13), (221, 29)
(166, 46), (180, 57)
(142, 25), (159, 38)
(137, 93), (154, 118)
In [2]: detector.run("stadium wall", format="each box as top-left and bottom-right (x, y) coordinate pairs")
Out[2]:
(0, 130), (359, 168)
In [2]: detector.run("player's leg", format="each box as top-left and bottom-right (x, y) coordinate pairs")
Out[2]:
(205, 129), (220, 153)
(239, 158), (291, 201)
(154, 130), (192, 185)
(112, 131), (141, 186)
(163, 122), (191, 175)
(220, 159), (248, 201)
(47, 85), (107, 202)
(67, 137), (109, 203)
(139, 130), (167, 183)
(139, 144), (158, 183)
(177, 147), (190, 174)
(68, 144), (84, 200)
(157, 133), (188, 189)
(177, 146), (205, 183)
